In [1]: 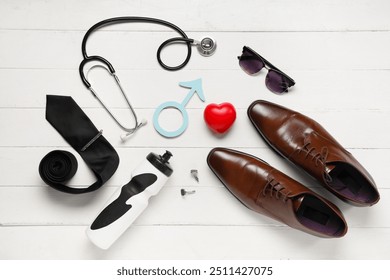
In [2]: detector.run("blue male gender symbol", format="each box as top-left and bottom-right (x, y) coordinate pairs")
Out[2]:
(153, 78), (205, 138)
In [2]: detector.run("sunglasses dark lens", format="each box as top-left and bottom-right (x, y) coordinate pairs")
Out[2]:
(239, 50), (264, 75)
(265, 70), (289, 94)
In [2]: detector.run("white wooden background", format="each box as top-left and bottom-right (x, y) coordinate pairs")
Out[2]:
(0, 0), (389, 260)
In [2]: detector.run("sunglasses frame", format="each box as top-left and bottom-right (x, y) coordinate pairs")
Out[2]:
(238, 46), (295, 92)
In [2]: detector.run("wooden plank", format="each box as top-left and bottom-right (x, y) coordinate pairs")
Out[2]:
(0, 108), (389, 148)
(1, 69), (390, 110)
(1, 31), (390, 70)
(0, 186), (387, 227)
(0, 226), (389, 259)
(0, 147), (386, 188)
(1, 0), (389, 32)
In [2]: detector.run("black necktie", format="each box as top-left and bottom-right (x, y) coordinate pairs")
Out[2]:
(40, 95), (120, 194)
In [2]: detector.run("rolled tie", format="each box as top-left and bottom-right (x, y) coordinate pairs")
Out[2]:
(40, 95), (119, 194)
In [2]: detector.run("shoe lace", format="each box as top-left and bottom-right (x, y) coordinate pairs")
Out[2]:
(298, 140), (332, 183)
(262, 178), (291, 203)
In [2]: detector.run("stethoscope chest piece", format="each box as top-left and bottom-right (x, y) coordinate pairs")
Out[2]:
(196, 37), (217, 56)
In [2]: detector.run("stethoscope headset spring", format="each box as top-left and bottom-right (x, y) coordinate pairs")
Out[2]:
(79, 16), (216, 141)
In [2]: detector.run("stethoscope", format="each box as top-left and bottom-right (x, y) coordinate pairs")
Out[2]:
(79, 16), (217, 141)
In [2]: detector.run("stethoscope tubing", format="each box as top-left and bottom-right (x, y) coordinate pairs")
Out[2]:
(79, 16), (194, 88)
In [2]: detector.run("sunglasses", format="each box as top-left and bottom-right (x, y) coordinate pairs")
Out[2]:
(238, 46), (295, 94)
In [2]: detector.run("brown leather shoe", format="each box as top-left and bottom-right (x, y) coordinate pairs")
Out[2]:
(248, 100), (380, 206)
(207, 147), (347, 238)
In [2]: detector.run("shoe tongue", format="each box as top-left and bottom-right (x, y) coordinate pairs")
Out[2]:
(292, 195), (305, 212)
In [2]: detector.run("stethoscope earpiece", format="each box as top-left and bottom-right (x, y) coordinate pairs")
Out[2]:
(196, 37), (217, 56)
(120, 118), (148, 142)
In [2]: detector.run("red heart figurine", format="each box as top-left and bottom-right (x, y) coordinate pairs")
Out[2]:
(204, 102), (236, 134)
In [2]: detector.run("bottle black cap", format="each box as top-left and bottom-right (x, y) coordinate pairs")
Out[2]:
(147, 150), (173, 177)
